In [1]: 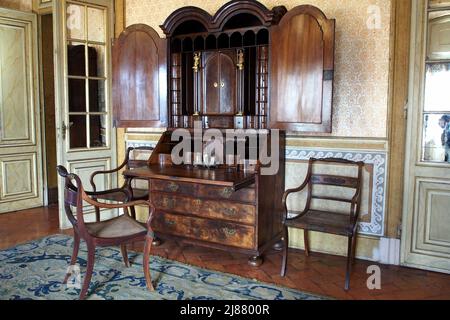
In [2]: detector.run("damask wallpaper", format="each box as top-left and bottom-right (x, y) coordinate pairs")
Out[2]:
(125, 0), (392, 138)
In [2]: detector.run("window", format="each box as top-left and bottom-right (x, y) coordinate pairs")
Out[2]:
(422, 1), (450, 162)
(66, 2), (108, 149)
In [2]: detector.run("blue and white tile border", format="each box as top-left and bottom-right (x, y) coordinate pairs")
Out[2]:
(126, 140), (158, 149)
(286, 147), (387, 237)
(126, 139), (387, 237)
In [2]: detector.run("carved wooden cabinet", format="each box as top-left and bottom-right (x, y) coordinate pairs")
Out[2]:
(112, 0), (335, 132)
(113, 0), (336, 265)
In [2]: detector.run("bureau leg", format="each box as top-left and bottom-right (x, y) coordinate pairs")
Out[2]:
(152, 237), (162, 247)
(248, 255), (263, 267)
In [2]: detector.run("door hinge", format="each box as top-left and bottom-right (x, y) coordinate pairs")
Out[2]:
(397, 224), (402, 238)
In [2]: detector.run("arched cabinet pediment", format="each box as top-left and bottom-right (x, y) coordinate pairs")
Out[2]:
(113, 1), (335, 133)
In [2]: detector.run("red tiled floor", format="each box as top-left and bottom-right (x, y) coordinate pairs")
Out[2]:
(1, 205), (449, 300)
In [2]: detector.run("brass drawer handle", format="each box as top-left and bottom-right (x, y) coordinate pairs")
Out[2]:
(167, 182), (179, 192)
(163, 198), (175, 209)
(220, 187), (234, 198)
(222, 208), (237, 216)
(223, 227), (237, 236)
(165, 219), (176, 226)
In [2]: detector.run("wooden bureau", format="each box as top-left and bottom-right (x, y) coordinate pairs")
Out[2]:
(123, 131), (285, 266)
(113, 0), (335, 266)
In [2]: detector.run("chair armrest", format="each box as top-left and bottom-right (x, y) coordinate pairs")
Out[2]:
(82, 192), (151, 210)
(89, 147), (135, 191)
(282, 180), (309, 221)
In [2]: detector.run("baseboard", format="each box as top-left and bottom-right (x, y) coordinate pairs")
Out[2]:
(373, 237), (401, 265)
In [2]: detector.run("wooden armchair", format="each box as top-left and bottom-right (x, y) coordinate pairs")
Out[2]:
(280, 158), (364, 290)
(57, 165), (156, 300)
(89, 146), (154, 221)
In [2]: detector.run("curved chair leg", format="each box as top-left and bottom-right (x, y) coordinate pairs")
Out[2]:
(143, 234), (155, 291)
(304, 229), (310, 257)
(351, 234), (357, 265)
(80, 243), (96, 300)
(280, 225), (289, 276)
(63, 232), (80, 284)
(344, 236), (353, 291)
(120, 244), (130, 268)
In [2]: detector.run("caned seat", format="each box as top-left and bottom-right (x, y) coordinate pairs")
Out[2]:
(57, 166), (156, 299)
(85, 215), (147, 239)
(280, 158), (364, 290)
(285, 210), (355, 236)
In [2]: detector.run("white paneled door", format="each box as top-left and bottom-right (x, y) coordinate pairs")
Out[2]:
(53, 0), (116, 228)
(0, 8), (43, 213)
(402, 1), (450, 273)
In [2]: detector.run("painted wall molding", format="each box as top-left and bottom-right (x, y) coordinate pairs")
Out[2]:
(126, 139), (387, 237)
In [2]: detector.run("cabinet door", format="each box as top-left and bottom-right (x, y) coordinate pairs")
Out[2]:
(202, 50), (236, 115)
(113, 24), (167, 127)
(270, 6), (335, 132)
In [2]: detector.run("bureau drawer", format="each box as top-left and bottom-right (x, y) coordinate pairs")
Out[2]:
(150, 179), (197, 196)
(153, 193), (256, 224)
(197, 184), (256, 203)
(152, 212), (255, 249)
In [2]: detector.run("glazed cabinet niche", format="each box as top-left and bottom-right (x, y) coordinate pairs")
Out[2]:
(113, 0), (335, 133)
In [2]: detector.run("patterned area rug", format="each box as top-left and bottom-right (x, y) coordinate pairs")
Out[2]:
(0, 235), (326, 300)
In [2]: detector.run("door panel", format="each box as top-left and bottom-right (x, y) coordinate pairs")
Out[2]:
(202, 50), (236, 115)
(219, 52), (236, 114)
(402, 1), (450, 274)
(270, 5), (335, 132)
(112, 24), (167, 128)
(0, 22), (31, 143)
(54, 0), (116, 228)
(203, 52), (220, 114)
(414, 180), (450, 255)
(0, 9), (43, 213)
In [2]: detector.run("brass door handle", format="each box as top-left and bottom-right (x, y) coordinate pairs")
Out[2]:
(213, 82), (218, 88)
(61, 121), (74, 140)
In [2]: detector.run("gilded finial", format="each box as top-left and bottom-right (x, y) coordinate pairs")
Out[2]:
(193, 52), (201, 73)
(237, 50), (244, 71)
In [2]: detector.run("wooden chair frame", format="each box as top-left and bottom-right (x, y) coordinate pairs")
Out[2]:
(57, 165), (155, 299)
(89, 146), (154, 221)
(280, 157), (364, 290)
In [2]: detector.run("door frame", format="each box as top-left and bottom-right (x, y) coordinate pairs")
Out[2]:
(53, 0), (117, 228)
